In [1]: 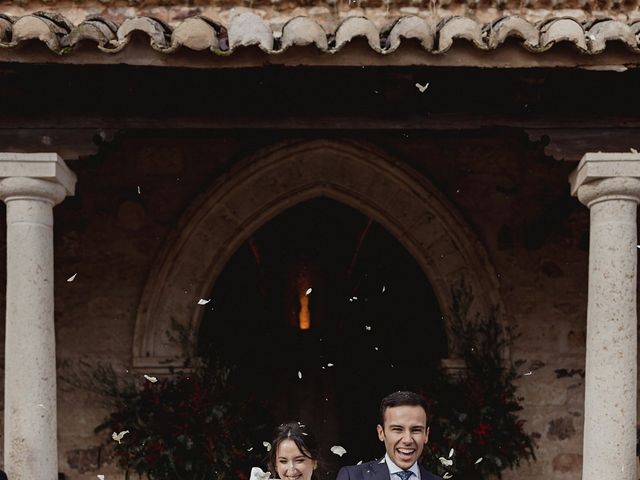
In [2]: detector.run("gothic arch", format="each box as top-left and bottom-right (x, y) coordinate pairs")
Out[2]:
(133, 140), (502, 371)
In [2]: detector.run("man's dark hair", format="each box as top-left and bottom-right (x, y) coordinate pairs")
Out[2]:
(378, 391), (429, 426)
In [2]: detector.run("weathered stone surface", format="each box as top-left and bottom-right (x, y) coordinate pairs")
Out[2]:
(547, 416), (576, 440)
(116, 201), (146, 231)
(552, 453), (583, 473)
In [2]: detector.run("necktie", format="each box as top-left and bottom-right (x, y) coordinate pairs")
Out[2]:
(395, 471), (413, 480)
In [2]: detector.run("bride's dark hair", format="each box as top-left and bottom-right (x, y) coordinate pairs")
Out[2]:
(267, 422), (322, 480)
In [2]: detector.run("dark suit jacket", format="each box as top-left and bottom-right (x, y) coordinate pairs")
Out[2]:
(336, 459), (441, 480)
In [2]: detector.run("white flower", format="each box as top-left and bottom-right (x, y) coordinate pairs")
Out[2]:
(331, 445), (347, 457)
(439, 457), (453, 467)
(143, 375), (158, 383)
(112, 430), (129, 444)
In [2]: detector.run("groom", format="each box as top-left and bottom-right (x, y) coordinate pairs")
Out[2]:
(337, 391), (441, 480)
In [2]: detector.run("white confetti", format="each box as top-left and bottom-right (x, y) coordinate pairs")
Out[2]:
(67, 273), (77, 282)
(247, 447), (254, 451)
(137, 186), (141, 194)
(263, 441), (272, 452)
(331, 445), (347, 457)
(143, 375), (158, 383)
(97, 476), (105, 480)
(365, 325), (372, 331)
(112, 430), (129, 444)
(415, 82), (429, 93)
(197, 298), (211, 305)
(439, 457), (453, 467)
(475, 457), (483, 464)
(374, 346), (379, 351)
(250, 467), (272, 480)
(449, 448), (454, 458)
(327, 363), (334, 367)
(443, 473), (453, 479)
(356, 461), (363, 465)
(523, 371), (533, 376)
(382, 285), (386, 293)
(298, 371), (302, 379)
(305, 288), (313, 295)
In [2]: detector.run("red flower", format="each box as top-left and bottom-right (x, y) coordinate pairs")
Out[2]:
(472, 423), (492, 445)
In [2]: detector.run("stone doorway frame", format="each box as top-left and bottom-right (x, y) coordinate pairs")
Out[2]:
(132, 139), (503, 371)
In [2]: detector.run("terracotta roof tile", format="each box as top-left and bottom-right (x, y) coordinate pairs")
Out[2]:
(1, 10), (640, 55)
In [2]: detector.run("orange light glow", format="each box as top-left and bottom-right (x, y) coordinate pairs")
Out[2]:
(298, 293), (311, 330)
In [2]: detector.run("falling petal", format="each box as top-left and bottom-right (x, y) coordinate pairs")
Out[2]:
(631, 148), (638, 154)
(439, 457), (453, 467)
(443, 473), (453, 479)
(475, 457), (483, 464)
(374, 346), (379, 351)
(197, 298), (211, 305)
(263, 441), (272, 452)
(327, 363), (334, 367)
(67, 273), (77, 282)
(523, 371), (533, 376)
(247, 447), (254, 451)
(331, 445), (347, 457)
(143, 375), (158, 383)
(97, 476), (105, 480)
(137, 186), (141, 194)
(382, 285), (386, 292)
(365, 325), (372, 331)
(112, 430), (130, 444)
(357, 461), (363, 465)
(449, 448), (454, 459)
(415, 82), (429, 93)
(306, 288), (313, 295)
(298, 371), (303, 379)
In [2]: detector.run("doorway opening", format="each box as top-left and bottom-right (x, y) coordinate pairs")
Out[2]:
(198, 197), (447, 469)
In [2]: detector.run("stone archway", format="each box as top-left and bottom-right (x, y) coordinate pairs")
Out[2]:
(133, 139), (501, 371)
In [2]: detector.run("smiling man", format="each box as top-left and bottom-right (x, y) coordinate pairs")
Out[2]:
(336, 391), (441, 480)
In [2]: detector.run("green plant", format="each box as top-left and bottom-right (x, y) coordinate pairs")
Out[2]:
(422, 283), (536, 479)
(93, 359), (270, 480)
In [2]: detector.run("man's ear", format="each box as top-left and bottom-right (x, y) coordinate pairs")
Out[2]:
(425, 426), (430, 444)
(377, 424), (385, 442)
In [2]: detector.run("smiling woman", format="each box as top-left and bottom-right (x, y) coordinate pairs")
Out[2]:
(268, 423), (322, 480)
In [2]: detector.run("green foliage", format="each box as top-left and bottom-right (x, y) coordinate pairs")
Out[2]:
(422, 284), (537, 479)
(93, 359), (270, 480)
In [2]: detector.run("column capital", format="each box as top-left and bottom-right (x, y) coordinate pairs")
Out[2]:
(0, 153), (76, 198)
(570, 152), (640, 207)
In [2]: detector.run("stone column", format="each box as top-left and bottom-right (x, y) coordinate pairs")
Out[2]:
(0, 153), (76, 480)
(569, 152), (640, 480)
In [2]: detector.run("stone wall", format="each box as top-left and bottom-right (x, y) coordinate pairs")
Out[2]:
(0, 129), (595, 479)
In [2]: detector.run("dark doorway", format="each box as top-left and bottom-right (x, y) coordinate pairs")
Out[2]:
(198, 198), (447, 472)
